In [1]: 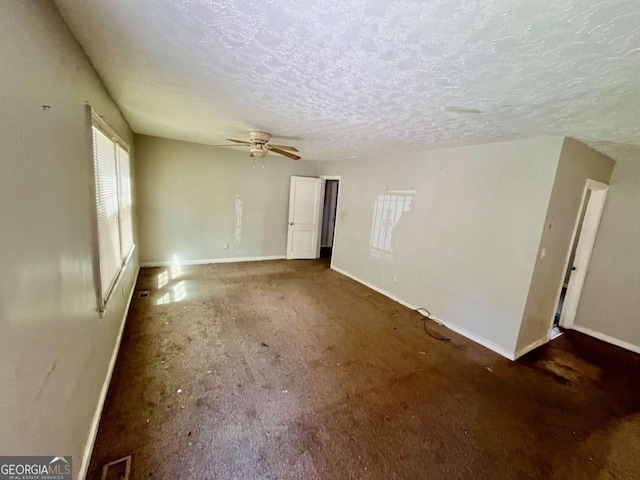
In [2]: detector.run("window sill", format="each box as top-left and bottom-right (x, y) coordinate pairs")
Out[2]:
(99, 244), (136, 318)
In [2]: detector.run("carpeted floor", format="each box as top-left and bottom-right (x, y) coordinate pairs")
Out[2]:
(88, 259), (640, 479)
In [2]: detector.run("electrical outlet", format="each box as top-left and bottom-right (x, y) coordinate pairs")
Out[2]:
(540, 248), (546, 260)
(393, 274), (398, 283)
(223, 242), (228, 249)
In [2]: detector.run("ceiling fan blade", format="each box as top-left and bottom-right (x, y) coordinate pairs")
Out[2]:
(268, 144), (299, 152)
(211, 144), (249, 147)
(226, 138), (252, 145)
(269, 147), (301, 160)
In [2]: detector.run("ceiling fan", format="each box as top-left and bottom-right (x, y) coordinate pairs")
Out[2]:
(212, 131), (301, 161)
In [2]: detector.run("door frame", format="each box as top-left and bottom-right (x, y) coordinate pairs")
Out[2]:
(318, 175), (341, 267)
(553, 178), (609, 332)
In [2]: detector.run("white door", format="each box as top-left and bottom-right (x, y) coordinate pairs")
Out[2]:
(287, 176), (322, 259)
(559, 179), (609, 328)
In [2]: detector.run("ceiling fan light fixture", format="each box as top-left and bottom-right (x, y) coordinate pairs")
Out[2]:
(250, 146), (267, 158)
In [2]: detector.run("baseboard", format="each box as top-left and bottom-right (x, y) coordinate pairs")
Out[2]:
(514, 336), (550, 360)
(331, 266), (418, 310)
(570, 324), (640, 355)
(331, 266), (516, 360)
(434, 317), (516, 360)
(78, 265), (140, 480)
(140, 255), (286, 268)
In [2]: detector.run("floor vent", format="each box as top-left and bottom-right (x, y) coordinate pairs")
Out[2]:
(138, 290), (150, 298)
(101, 455), (131, 480)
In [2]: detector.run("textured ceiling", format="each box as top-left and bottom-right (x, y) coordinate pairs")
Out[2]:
(55, 0), (640, 162)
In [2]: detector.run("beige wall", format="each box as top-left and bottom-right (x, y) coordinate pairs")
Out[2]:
(320, 138), (564, 357)
(516, 138), (614, 355)
(135, 135), (318, 264)
(574, 160), (640, 350)
(0, 2), (137, 478)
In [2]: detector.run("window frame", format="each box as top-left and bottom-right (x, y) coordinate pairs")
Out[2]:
(87, 106), (135, 316)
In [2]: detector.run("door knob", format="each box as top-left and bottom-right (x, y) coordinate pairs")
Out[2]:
(571, 266), (577, 271)
(289, 222), (294, 226)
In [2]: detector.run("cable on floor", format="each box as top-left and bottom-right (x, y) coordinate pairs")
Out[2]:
(415, 307), (451, 342)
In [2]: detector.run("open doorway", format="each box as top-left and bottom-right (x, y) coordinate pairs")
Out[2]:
(551, 179), (609, 339)
(286, 176), (340, 261)
(319, 177), (339, 262)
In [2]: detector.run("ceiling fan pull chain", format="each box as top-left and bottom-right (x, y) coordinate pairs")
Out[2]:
(262, 157), (265, 168)
(253, 157), (256, 169)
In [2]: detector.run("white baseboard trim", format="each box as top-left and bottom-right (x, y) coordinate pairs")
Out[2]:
(331, 266), (516, 360)
(434, 317), (516, 360)
(570, 324), (640, 355)
(331, 266), (418, 310)
(140, 255), (286, 268)
(514, 336), (550, 360)
(78, 265), (140, 480)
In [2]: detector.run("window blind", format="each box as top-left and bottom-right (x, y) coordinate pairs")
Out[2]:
(116, 144), (134, 260)
(91, 122), (134, 308)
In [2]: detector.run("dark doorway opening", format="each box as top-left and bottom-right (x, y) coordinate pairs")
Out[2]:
(320, 180), (339, 260)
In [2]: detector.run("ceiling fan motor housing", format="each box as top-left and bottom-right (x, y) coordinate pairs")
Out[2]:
(249, 131), (271, 144)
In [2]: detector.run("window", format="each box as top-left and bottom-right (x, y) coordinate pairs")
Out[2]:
(91, 111), (134, 313)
